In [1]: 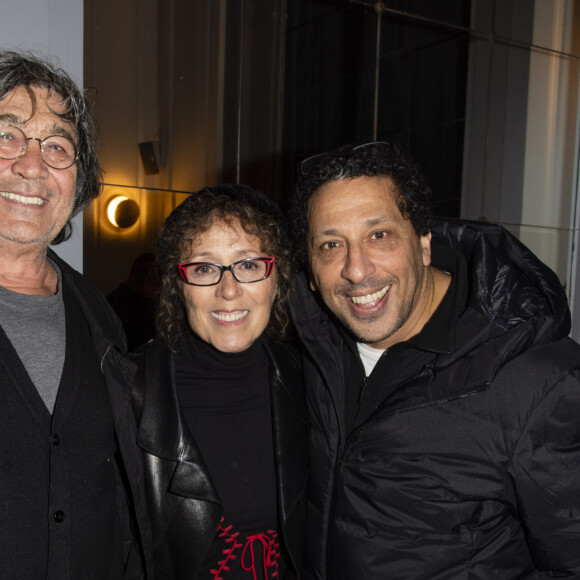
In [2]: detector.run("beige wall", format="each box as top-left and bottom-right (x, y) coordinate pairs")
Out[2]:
(83, 0), (225, 295)
(83, 0), (285, 296)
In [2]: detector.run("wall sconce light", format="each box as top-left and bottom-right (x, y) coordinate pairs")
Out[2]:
(107, 196), (140, 228)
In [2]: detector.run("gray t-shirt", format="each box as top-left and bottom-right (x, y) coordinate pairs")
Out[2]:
(0, 262), (65, 413)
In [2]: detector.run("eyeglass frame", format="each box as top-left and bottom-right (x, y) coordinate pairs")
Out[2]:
(178, 256), (276, 286)
(299, 141), (390, 176)
(0, 123), (78, 170)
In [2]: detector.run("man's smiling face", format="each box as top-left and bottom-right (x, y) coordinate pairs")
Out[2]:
(0, 85), (77, 249)
(307, 175), (432, 349)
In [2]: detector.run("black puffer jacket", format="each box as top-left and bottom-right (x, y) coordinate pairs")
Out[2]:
(291, 219), (580, 579)
(131, 337), (309, 580)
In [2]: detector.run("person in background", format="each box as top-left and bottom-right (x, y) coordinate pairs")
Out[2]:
(132, 184), (309, 579)
(0, 50), (151, 578)
(108, 252), (159, 350)
(290, 141), (580, 579)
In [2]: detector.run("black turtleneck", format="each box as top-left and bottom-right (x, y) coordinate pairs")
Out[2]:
(174, 332), (285, 579)
(175, 331), (276, 533)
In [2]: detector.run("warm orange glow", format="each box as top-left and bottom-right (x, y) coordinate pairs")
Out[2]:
(107, 196), (128, 227)
(106, 195), (140, 229)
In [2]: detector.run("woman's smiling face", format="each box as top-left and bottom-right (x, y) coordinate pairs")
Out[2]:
(180, 218), (278, 353)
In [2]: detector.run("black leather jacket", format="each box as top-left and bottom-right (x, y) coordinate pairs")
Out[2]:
(131, 337), (309, 580)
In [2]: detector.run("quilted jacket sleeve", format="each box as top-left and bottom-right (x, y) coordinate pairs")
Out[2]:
(509, 356), (580, 576)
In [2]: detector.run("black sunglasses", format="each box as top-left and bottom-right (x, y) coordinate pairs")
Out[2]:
(299, 141), (390, 176)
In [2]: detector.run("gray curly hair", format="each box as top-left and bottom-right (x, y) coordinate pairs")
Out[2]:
(0, 50), (102, 243)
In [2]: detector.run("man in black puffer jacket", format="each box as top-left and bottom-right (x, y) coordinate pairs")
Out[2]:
(290, 141), (580, 579)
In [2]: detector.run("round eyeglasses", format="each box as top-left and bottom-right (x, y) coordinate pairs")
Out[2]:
(179, 257), (276, 286)
(0, 124), (78, 169)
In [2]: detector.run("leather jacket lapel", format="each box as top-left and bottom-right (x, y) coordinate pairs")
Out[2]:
(137, 340), (220, 504)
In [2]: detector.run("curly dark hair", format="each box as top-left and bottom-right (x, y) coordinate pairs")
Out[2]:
(156, 184), (293, 350)
(0, 50), (102, 244)
(291, 141), (432, 265)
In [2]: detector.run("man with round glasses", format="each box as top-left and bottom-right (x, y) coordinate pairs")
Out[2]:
(0, 123), (78, 170)
(0, 50), (151, 578)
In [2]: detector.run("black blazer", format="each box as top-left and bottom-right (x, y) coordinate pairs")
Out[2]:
(131, 337), (309, 580)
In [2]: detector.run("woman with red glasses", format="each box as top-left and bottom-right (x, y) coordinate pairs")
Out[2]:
(131, 184), (308, 580)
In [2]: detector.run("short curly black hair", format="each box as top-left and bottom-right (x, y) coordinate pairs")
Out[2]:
(291, 141), (432, 265)
(0, 50), (102, 244)
(156, 184), (293, 351)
